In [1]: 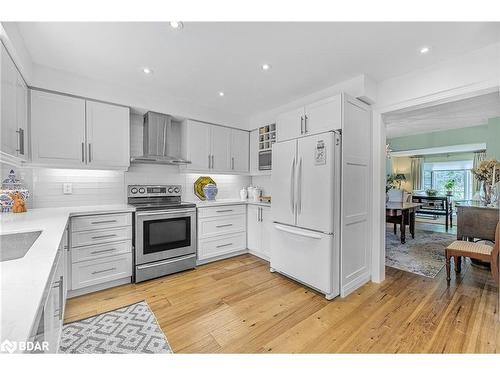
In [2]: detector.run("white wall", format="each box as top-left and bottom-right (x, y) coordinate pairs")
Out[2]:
(247, 74), (376, 130)
(251, 175), (272, 196)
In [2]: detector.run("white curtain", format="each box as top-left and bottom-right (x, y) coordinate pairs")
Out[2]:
(410, 157), (424, 191)
(473, 150), (486, 193)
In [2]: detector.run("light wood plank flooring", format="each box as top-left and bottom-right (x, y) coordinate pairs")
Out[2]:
(64, 254), (499, 353)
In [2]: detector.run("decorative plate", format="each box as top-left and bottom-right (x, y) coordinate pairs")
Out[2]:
(194, 176), (216, 200)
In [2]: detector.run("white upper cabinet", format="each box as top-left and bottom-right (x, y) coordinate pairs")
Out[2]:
(210, 125), (231, 172)
(1, 42), (28, 163)
(230, 129), (249, 173)
(31, 90), (86, 166)
(182, 120), (248, 174)
(304, 95), (342, 135)
(276, 107), (304, 142)
(276, 94), (342, 142)
(182, 120), (212, 170)
(86, 100), (130, 168)
(30, 90), (130, 170)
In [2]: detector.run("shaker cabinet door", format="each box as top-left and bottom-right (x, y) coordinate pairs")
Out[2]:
(31, 90), (86, 166)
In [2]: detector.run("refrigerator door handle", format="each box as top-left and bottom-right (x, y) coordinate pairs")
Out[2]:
(297, 157), (303, 215)
(274, 224), (322, 239)
(290, 156), (295, 214)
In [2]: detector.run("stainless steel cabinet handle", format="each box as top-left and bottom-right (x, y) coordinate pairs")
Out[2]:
(300, 116), (304, 134)
(211, 155), (215, 169)
(216, 243), (233, 248)
(16, 128), (24, 155)
(92, 267), (116, 275)
(81, 142), (85, 162)
(290, 157), (295, 213)
(297, 157), (303, 215)
(91, 234), (117, 240)
(208, 154), (211, 168)
(58, 276), (63, 320)
(232, 157), (235, 170)
(216, 209), (233, 213)
(216, 224), (233, 228)
(162, 120), (167, 156)
(90, 220), (117, 224)
(91, 248), (116, 255)
(88, 143), (92, 163)
(304, 115), (308, 133)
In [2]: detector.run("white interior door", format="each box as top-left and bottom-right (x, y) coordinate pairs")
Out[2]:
(31, 90), (86, 166)
(296, 132), (336, 233)
(271, 139), (297, 226)
(86, 100), (130, 168)
(340, 96), (372, 297)
(276, 107), (304, 142)
(210, 125), (231, 172)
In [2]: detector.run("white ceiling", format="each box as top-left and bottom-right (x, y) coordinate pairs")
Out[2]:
(384, 92), (500, 138)
(14, 22), (500, 118)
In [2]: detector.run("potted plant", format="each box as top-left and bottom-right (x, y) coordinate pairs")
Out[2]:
(444, 179), (456, 196)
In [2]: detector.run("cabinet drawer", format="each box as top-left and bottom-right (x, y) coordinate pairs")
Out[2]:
(198, 232), (247, 260)
(71, 213), (131, 232)
(72, 240), (131, 263)
(71, 226), (132, 248)
(199, 214), (246, 239)
(71, 253), (132, 290)
(198, 204), (246, 218)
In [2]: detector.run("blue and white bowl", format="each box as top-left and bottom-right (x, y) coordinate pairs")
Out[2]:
(203, 183), (218, 201)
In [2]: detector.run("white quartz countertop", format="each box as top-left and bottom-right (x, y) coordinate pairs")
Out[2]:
(188, 198), (271, 208)
(0, 204), (135, 346)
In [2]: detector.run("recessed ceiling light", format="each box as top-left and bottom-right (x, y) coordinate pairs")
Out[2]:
(142, 67), (153, 75)
(218, 92), (225, 97)
(170, 21), (183, 30)
(420, 46), (430, 54)
(262, 63), (271, 71)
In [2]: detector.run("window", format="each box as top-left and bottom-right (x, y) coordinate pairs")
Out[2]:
(423, 160), (473, 200)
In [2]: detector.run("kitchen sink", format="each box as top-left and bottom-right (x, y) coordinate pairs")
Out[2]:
(0, 231), (42, 262)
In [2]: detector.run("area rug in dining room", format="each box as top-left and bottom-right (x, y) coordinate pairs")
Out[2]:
(59, 301), (172, 354)
(385, 230), (455, 278)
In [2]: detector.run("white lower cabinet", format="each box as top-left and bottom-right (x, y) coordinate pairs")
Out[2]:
(33, 232), (67, 353)
(247, 205), (272, 260)
(197, 204), (247, 263)
(68, 212), (133, 296)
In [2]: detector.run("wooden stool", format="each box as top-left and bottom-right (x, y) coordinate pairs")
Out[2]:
(445, 222), (499, 285)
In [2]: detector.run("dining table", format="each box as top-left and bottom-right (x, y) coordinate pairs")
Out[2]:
(386, 202), (423, 244)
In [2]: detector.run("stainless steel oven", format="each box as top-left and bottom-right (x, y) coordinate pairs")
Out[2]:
(258, 149), (272, 170)
(135, 208), (196, 265)
(128, 185), (197, 283)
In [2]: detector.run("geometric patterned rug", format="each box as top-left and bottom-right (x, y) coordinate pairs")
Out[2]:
(385, 229), (455, 278)
(59, 301), (173, 354)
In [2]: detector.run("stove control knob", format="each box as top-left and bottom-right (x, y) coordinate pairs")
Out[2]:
(138, 188), (145, 194)
(168, 187), (174, 193)
(174, 187), (180, 193)
(131, 187), (138, 194)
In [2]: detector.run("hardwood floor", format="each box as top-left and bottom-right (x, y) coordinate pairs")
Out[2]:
(64, 254), (499, 353)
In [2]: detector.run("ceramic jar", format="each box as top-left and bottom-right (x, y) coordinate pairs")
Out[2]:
(203, 183), (218, 201)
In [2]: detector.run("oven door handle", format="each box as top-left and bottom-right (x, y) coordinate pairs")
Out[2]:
(136, 209), (196, 217)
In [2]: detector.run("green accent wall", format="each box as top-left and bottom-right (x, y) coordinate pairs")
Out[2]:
(487, 117), (500, 159)
(388, 124), (489, 152)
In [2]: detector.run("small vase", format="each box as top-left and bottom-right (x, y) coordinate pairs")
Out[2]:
(480, 181), (493, 205)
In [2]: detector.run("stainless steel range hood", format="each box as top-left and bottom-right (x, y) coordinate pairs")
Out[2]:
(131, 111), (191, 165)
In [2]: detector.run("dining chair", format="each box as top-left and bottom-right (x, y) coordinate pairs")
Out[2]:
(445, 221), (499, 285)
